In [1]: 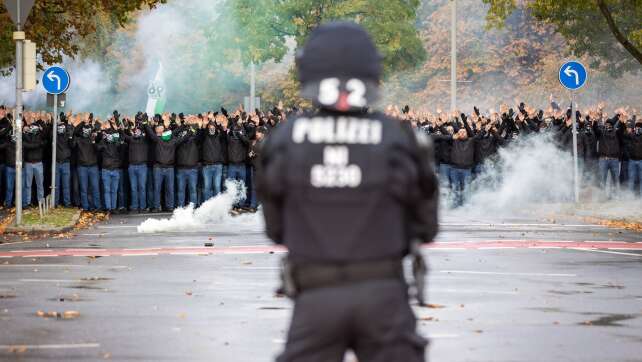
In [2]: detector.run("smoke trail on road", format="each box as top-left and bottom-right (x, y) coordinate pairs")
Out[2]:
(137, 180), (262, 233)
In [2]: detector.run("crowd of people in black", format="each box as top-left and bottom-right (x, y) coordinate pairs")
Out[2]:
(0, 98), (640, 214)
(0, 105), (284, 214)
(385, 98), (642, 207)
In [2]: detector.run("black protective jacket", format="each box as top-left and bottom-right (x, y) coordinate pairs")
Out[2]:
(257, 110), (439, 264)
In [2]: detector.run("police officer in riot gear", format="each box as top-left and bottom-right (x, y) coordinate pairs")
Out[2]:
(257, 22), (439, 362)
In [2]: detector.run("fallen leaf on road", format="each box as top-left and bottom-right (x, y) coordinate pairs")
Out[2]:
(178, 313), (186, 319)
(8, 345), (27, 353)
(242, 261), (253, 265)
(426, 303), (445, 309)
(62, 310), (80, 319)
(103, 352), (111, 359)
(419, 316), (434, 321)
(474, 330), (483, 333)
(185, 291), (193, 296)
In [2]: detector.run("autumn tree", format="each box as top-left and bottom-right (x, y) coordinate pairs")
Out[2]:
(483, 0), (642, 76)
(0, 0), (165, 75)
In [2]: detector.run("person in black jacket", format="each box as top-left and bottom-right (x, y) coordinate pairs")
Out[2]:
(201, 114), (227, 201)
(72, 117), (101, 210)
(145, 122), (184, 212)
(445, 115), (475, 207)
(0, 107), (10, 205)
(624, 118), (642, 196)
(123, 120), (149, 213)
(175, 117), (201, 207)
(594, 114), (625, 197)
(226, 116), (250, 207)
(96, 122), (124, 212)
(22, 116), (46, 207)
(0, 112), (16, 208)
(247, 126), (265, 211)
(259, 22), (438, 362)
(53, 113), (74, 207)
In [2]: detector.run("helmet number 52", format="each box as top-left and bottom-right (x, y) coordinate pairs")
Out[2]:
(318, 78), (367, 108)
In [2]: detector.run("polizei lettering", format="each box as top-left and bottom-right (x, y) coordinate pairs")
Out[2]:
(292, 117), (382, 145)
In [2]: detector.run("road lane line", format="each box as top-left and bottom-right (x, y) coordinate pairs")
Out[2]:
(571, 248), (642, 257)
(430, 288), (518, 295)
(0, 343), (100, 350)
(439, 270), (577, 277)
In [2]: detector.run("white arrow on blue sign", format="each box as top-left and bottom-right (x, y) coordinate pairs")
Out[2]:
(558, 61), (587, 91)
(42, 66), (70, 95)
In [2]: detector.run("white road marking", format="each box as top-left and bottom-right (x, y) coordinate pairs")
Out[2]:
(439, 270), (577, 277)
(0, 264), (129, 268)
(0, 343), (100, 350)
(478, 247), (517, 250)
(430, 288), (518, 295)
(441, 223), (601, 227)
(121, 253), (158, 256)
(20, 279), (79, 283)
(425, 333), (460, 339)
(571, 248), (642, 257)
(96, 225), (137, 229)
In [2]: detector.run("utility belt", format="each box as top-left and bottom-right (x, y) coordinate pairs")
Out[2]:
(279, 242), (428, 305)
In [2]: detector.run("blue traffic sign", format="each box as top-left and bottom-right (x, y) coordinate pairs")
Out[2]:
(558, 61), (587, 91)
(42, 66), (70, 95)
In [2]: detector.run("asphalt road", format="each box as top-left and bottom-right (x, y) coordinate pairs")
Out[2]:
(0, 208), (641, 361)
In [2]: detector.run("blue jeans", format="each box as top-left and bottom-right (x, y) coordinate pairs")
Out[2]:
(153, 166), (174, 210)
(78, 165), (101, 210)
(450, 167), (472, 207)
(227, 163), (247, 207)
(117, 169), (126, 209)
(598, 158), (620, 195)
(628, 160), (642, 196)
(249, 166), (258, 208)
(146, 165), (155, 210)
(55, 162), (72, 207)
(4, 166), (15, 208)
(129, 164), (148, 210)
(23, 162), (44, 206)
(202, 164), (223, 201)
(439, 163), (452, 188)
(176, 168), (198, 207)
(101, 169), (120, 211)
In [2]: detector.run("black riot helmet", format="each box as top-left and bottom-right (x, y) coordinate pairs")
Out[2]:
(296, 22), (382, 112)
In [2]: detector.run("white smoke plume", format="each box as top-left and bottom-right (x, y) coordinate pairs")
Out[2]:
(137, 180), (263, 234)
(444, 131), (641, 221)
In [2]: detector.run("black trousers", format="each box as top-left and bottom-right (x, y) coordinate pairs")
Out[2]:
(277, 279), (427, 362)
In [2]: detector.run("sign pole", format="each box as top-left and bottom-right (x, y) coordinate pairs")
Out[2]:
(571, 92), (579, 203)
(14, 2), (23, 225)
(51, 94), (57, 208)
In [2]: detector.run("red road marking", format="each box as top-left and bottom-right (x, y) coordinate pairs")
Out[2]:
(0, 241), (641, 258)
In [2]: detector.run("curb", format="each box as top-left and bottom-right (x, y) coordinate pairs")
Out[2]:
(5, 210), (82, 234)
